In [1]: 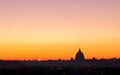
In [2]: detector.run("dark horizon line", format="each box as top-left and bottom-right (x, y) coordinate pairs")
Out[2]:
(0, 57), (120, 61)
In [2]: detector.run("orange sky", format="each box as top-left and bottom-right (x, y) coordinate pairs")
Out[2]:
(0, 0), (120, 60)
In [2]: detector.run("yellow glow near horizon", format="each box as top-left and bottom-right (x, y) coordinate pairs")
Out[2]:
(0, 0), (120, 60)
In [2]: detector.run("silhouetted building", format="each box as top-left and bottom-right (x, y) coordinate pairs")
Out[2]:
(70, 58), (74, 61)
(75, 49), (85, 61)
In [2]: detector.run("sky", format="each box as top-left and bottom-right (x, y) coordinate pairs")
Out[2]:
(0, 0), (120, 60)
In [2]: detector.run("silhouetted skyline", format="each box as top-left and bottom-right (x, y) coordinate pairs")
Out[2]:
(0, 49), (119, 75)
(0, 0), (120, 74)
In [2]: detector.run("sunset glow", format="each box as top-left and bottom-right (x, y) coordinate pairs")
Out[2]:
(0, 0), (120, 60)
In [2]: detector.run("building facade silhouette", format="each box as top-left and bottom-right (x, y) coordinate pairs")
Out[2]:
(75, 49), (85, 61)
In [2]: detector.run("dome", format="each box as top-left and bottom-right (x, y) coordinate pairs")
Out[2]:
(75, 49), (85, 61)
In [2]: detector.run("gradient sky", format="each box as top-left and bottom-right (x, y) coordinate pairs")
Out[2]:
(0, 0), (120, 60)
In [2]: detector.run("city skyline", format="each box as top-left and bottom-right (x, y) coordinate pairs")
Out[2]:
(0, 0), (120, 60)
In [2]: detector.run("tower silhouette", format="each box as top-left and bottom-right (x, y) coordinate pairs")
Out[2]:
(75, 48), (85, 61)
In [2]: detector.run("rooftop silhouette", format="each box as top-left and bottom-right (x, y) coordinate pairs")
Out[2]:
(0, 48), (120, 75)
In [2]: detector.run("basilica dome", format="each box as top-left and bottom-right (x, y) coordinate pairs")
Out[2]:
(75, 49), (85, 61)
